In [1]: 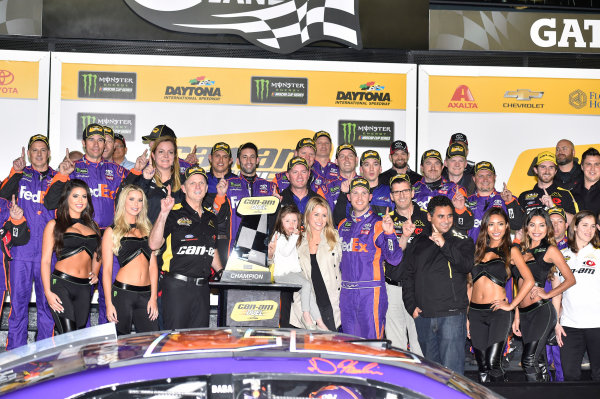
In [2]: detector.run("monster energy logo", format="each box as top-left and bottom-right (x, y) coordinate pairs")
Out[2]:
(342, 122), (357, 143)
(255, 79), (270, 101)
(82, 73), (98, 95)
(81, 115), (96, 127)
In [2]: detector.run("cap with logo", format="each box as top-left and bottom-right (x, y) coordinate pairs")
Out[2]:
(237, 142), (258, 158)
(313, 130), (332, 142)
(142, 125), (176, 143)
(296, 138), (316, 152)
(420, 149), (443, 165)
(184, 166), (208, 181)
(360, 150), (381, 166)
(536, 150), (557, 166)
(474, 161), (495, 175)
(103, 126), (115, 140)
(390, 140), (408, 155)
(548, 207), (567, 221)
(113, 133), (126, 145)
(211, 142), (231, 157)
(446, 142), (467, 159)
(336, 143), (357, 158)
(349, 176), (370, 193)
(449, 133), (468, 145)
(28, 134), (49, 149)
(287, 156), (309, 171)
(389, 174), (411, 187)
(82, 123), (105, 140)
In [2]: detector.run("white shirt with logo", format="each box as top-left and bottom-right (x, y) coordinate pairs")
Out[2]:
(559, 244), (600, 328)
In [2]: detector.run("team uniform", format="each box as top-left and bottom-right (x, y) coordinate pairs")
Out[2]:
(206, 170), (235, 194)
(338, 209), (403, 339)
(0, 166), (56, 349)
(466, 190), (524, 242)
(272, 170), (328, 196)
(312, 161), (339, 181)
(518, 183), (578, 216)
(412, 177), (466, 209)
(161, 201), (217, 329)
(332, 183), (393, 226)
(378, 167), (421, 187)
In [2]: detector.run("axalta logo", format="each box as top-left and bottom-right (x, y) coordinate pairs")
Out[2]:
(164, 77), (221, 100)
(448, 85), (478, 109)
(336, 81), (391, 106)
(19, 186), (44, 203)
(0, 70), (17, 94)
(503, 89), (544, 109)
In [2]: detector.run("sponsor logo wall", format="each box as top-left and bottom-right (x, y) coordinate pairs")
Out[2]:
(419, 65), (600, 196)
(49, 52), (416, 178)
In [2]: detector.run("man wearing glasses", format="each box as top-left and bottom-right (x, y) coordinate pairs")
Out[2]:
(384, 174), (429, 355)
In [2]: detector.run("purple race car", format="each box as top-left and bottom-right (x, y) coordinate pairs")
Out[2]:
(0, 325), (502, 399)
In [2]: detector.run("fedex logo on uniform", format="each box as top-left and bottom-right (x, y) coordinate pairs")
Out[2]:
(90, 184), (116, 199)
(19, 186), (44, 203)
(341, 238), (368, 253)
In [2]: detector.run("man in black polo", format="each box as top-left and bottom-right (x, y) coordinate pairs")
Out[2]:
(149, 166), (223, 329)
(379, 140), (422, 187)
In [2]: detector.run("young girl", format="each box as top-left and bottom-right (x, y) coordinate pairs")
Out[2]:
(269, 205), (328, 331)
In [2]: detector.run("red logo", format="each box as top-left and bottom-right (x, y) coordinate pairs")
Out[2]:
(448, 85), (478, 109)
(585, 260), (596, 267)
(0, 70), (14, 86)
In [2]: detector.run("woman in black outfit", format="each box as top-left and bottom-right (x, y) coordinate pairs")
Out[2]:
(468, 208), (534, 382)
(41, 179), (101, 334)
(102, 185), (158, 335)
(513, 208), (576, 381)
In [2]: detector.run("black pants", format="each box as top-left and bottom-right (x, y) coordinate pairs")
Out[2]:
(519, 300), (556, 381)
(560, 326), (600, 381)
(468, 303), (513, 382)
(112, 281), (159, 335)
(161, 274), (210, 330)
(50, 271), (92, 334)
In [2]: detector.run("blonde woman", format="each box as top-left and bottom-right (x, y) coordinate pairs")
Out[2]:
(102, 185), (158, 335)
(290, 196), (342, 331)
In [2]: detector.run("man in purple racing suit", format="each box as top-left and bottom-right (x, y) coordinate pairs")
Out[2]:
(413, 149), (467, 210)
(312, 130), (339, 181)
(338, 177), (403, 340)
(0, 135), (56, 349)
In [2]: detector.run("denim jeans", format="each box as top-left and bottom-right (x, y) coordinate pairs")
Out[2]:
(414, 313), (467, 374)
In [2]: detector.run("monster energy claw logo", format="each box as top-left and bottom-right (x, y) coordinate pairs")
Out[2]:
(342, 123), (357, 143)
(255, 79), (270, 101)
(81, 115), (97, 127)
(82, 73), (98, 95)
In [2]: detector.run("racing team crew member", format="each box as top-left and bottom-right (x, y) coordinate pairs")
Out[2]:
(518, 150), (578, 223)
(273, 138), (328, 195)
(206, 142), (235, 193)
(277, 157), (321, 214)
(384, 174), (428, 355)
(0, 136), (56, 349)
(338, 176), (403, 340)
(447, 133), (475, 175)
(112, 133), (135, 170)
(149, 166), (223, 329)
(571, 147), (600, 217)
(312, 130), (339, 181)
(379, 140), (422, 187)
(443, 142), (475, 195)
(325, 144), (358, 216)
(141, 124), (198, 174)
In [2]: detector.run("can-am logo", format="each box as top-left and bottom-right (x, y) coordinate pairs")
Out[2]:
(76, 113), (136, 140)
(338, 120), (394, 148)
(448, 85), (478, 109)
(123, 0), (362, 54)
(78, 71), (137, 99)
(336, 82), (391, 106)
(164, 77), (222, 101)
(251, 76), (307, 104)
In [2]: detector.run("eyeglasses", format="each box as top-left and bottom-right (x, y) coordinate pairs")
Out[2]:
(391, 189), (411, 196)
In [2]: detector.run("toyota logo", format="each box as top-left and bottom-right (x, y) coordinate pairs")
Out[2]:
(0, 70), (14, 86)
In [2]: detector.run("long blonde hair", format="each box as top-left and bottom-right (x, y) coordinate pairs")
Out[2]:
(303, 196), (338, 251)
(112, 185), (153, 254)
(151, 136), (182, 192)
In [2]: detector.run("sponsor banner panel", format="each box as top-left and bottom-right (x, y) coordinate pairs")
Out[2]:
(0, 60), (39, 99)
(420, 65), (600, 197)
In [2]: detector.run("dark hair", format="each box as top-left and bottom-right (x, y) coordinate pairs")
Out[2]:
(521, 208), (556, 253)
(567, 210), (600, 253)
(237, 142), (258, 158)
(474, 208), (511, 279)
(427, 195), (454, 215)
(271, 204), (303, 247)
(53, 179), (102, 260)
(581, 147), (600, 164)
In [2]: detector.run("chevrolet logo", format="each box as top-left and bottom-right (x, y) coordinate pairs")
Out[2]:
(504, 89), (544, 101)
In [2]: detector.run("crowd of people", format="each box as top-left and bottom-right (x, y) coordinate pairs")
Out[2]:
(0, 124), (598, 385)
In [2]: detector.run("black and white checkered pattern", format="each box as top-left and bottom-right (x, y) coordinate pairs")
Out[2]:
(0, 0), (41, 36)
(230, 214), (269, 267)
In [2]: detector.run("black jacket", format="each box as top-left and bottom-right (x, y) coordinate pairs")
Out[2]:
(379, 167), (422, 187)
(571, 177), (600, 218)
(391, 226), (474, 318)
(555, 161), (583, 191)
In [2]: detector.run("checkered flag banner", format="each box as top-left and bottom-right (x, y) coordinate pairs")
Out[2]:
(230, 214), (270, 267)
(125, 0), (362, 54)
(0, 0), (42, 36)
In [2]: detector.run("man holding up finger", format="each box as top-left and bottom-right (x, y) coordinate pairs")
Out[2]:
(395, 195), (475, 374)
(338, 177), (404, 340)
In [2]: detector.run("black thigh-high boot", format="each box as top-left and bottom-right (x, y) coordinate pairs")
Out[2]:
(486, 341), (507, 382)
(55, 316), (77, 335)
(538, 347), (550, 382)
(522, 341), (542, 382)
(473, 348), (489, 383)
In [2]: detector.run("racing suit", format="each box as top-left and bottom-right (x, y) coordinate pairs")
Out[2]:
(0, 166), (56, 349)
(466, 190), (524, 242)
(312, 160), (339, 181)
(273, 170), (328, 196)
(413, 177), (466, 210)
(332, 183), (393, 226)
(206, 170), (235, 194)
(338, 209), (403, 339)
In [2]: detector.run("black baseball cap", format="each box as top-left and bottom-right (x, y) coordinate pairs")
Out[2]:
(113, 133), (126, 145)
(237, 142), (258, 158)
(211, 142), (231, 157)
(184, 166), (208, 181)
(349, 177), (370, 193)
(336, 143), (357, 158)
(82, 123), (105, 140)
(296, 138), (316, 152)
(313, 130), (332, 142)
(287, 156), (309, 171)
(389, 174), (411, 187)
(103, 126), (115, 140)
(450, 133), (468, 145)
(142, 125), (176, 143)
(28, 134), (49, 149)
(446, 143), (467, 159)
(360, 150), (381, 166)
(390, 140), (408, 155)
(474, 161), (495, 175)
(420, 149), (443, 165)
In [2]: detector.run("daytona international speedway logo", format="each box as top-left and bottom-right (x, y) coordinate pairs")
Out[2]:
(123, 0), (362, 54)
